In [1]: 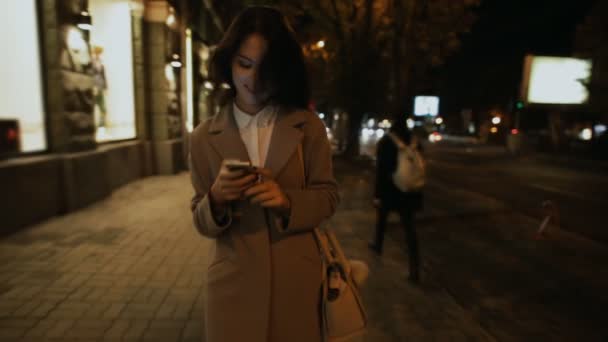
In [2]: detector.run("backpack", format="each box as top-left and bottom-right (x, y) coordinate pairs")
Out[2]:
(388, 133), (426, 192)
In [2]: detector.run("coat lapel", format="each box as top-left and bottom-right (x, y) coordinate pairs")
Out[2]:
(265, 107), (306, 178)
(208, 105), (251, 164)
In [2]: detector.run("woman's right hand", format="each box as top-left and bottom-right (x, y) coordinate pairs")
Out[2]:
(210, 161), (258, 207)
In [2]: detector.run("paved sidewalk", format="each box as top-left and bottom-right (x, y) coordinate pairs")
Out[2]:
(0, 169), (494, 341)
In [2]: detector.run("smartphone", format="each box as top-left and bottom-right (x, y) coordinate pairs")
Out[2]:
(224, 159), (258, 173)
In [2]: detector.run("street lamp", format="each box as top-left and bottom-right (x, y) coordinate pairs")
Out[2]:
(492, 116), (501, 125)
(76, 11), (92, 30)
(170, 54), (182, 68)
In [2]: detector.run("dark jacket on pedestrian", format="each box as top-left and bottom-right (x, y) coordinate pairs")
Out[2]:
(374, 126), (423, 211)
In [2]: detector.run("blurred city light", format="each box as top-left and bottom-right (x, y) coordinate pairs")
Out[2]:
(407, 118), (415, 129)
(594, 124), (606, 136)
(367, 118), (375, 128)
(435, 117), (444, 125)
(77, 11), (92, 30)
(204, 81), (214, 90)
(379, 119), (391, 129)
(492, 116), (502, 125)
(166, 7), (176, 28)
(428, 132), (443, 143)
(375, 129), (385, 138)
(319, 113), (325, 119)
(579, 128), (592, 141)
(511, 128), (519, 135)
(67, 28), (88, 51)
(326, 127), (333, 140)
(316, 40), (325, 49)
(170, 54), (182, 68)
(490, 127), (498, 133)
(220, 82), (231, 89)
(361, 128), (374, 142)
(186, 29), (194, 133)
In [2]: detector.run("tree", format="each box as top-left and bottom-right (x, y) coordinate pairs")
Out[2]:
(575, 0), (608, 122)
(243, 0), (480, 156)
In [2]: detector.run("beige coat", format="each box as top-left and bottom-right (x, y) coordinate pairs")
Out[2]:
(189, 105), (339, 342)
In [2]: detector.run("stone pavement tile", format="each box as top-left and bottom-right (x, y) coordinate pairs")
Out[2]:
(130, 288), (158, 304)
(134, 286), (159, 302)
(0, 318), (38, 337)
(12, 300), (45, 318)
(21, 318), (56, 340)
(81, 302), (114, 319)
(102, 320), (130, 340)
(103, 287), (139, 303)
(44, 319), (76, 339)
(0, 300), (25, 318)
(141, 319), (184, 342)
(120, 302), (163, 319)
(66, 286), (94, 301)
(84, 275), (118, 288)
(0, 329), (26, 342)
(28, 300), (57, 318)
(121, 319), (150, 341)
(40, 285), (78, 300)
(1, 286), (27, 300)
(102, 303), (127, 320)
(62, 319), (114, 340)
(83, 287), (109, 302)
(172, 303), (194, 320)
(181, 319), (202, 341)
(155, 302), (178, 319)
(166, 288), (200, 303)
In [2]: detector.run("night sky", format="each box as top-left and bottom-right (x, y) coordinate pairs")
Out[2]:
(438, 0), (596, 115)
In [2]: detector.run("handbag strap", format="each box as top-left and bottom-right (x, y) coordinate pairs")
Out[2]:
(297, 143), (332, 267)
(389, 132), (417, 158)
(296, 143), (306, 188)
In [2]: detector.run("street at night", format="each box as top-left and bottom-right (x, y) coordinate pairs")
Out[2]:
(1, 141), (607, 341)
(2, 0), (608, 341)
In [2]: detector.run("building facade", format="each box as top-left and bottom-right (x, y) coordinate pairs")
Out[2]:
(0, 0), (222, 234)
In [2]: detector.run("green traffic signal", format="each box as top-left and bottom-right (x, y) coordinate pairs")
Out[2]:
(516, 101), (524, 110)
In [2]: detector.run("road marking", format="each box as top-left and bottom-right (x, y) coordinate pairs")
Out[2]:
(527, 183), (588, 201)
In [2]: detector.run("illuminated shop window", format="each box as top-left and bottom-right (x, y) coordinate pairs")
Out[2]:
(89, 0), (136, 142)
(0, 1), (47, 154)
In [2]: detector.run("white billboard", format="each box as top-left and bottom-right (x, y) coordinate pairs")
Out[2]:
(521, 55), (592, 105)
(414, 96), (439, 116)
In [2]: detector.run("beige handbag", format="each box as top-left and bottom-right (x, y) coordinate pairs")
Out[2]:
(314, 228), (368, 341)
(296, 144), (368, 341)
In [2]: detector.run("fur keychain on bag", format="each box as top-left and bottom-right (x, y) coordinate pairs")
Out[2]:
(349, 260), (370, 288)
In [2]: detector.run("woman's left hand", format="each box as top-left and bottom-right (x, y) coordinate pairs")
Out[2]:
(243, 168), (290, 215)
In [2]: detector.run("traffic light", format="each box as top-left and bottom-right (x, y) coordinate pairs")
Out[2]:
(515, 101), (524, 110)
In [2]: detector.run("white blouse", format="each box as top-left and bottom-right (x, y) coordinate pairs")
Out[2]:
(232, 103), (277, 168)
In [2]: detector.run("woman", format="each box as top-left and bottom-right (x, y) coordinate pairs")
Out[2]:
(189, 6), (339, 342)
(369, 117), (423, 283)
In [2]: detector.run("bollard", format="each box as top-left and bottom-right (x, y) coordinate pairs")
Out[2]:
(536, 200), (559, 239)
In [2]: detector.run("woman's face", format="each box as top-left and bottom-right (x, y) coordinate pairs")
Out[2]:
(232, 33), (270, 110)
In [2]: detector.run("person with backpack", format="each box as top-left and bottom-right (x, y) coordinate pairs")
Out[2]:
(369, 116), (425, 283)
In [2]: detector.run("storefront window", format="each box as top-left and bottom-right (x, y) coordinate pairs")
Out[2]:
(0, 1), (47, 154)
(89, 0), (136, 142)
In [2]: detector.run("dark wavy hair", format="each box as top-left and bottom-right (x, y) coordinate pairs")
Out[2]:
(208, 6), (310, 110)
